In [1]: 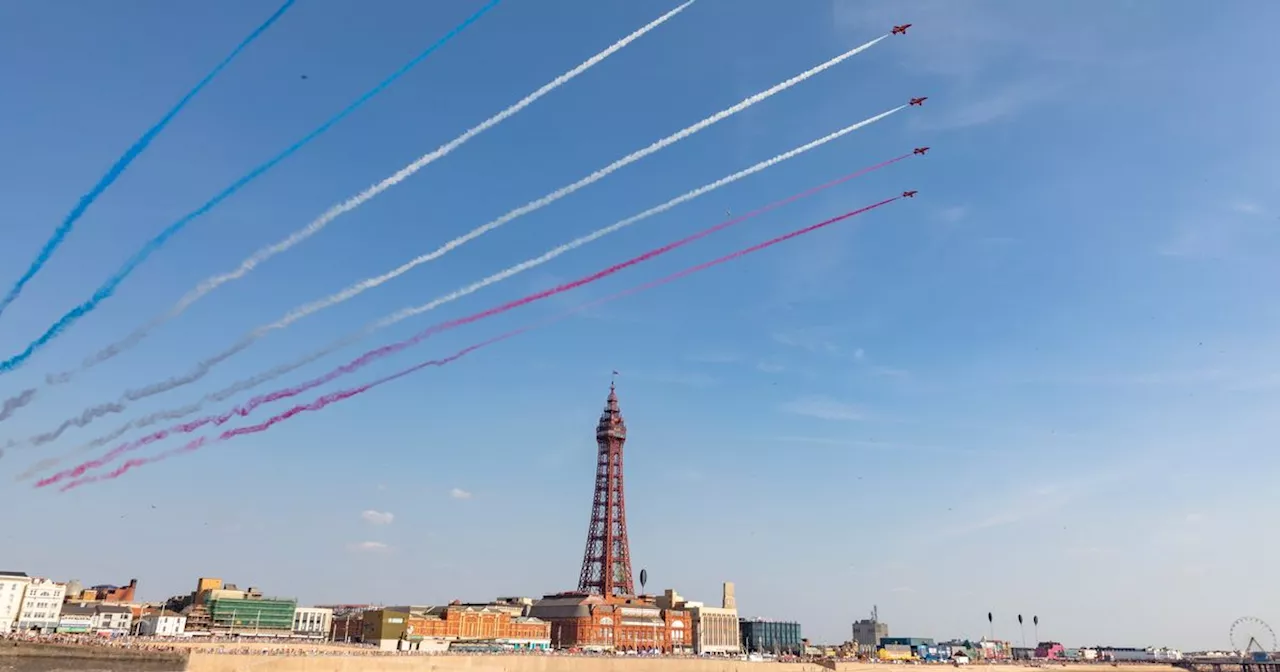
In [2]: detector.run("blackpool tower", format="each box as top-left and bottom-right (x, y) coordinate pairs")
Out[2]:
(576, 381), (635, 597)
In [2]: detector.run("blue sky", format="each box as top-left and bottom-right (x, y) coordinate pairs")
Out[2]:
(2, 0), (1279, 650)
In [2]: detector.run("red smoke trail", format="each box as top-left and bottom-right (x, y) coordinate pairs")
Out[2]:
(58, 194), (902, 492)
(39, 153), (911, 488)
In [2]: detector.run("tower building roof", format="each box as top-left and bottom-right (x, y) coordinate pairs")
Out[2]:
(597, 381), (626, 441)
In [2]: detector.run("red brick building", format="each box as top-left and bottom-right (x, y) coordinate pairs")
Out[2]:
(407, 603), (549, 642)
(530, 593), (690, 653)
(360, 602), (551, 650)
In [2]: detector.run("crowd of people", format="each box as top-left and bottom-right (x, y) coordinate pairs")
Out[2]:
(2, 631), (184, 653)
(5, 631), (842, 661)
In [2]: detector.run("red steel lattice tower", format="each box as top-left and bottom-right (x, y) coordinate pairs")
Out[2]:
(576, 381), (635, 597)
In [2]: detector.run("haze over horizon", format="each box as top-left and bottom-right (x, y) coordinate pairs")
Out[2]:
(1, 0), (1278, 650)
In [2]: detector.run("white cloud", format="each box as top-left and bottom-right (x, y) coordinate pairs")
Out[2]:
(779, 396), (866, 421)
(853, 348), (865, 360)
(449, 488), (473, 500)
(360, 510), (394, 526)
(756, 360), (786, 373)
(1231, 201), (1263, 215)
(348, 541), (390, 553)
(1185, 512), (1208, 524)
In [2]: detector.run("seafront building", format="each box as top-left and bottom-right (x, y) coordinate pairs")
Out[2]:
(91, 604), (134, 635)
(851, 607), (888, 651)
(324, 605), (378, 642)
(55, 604), (95, 634)
(168, 577), (299, 636)
(292, 607), (334, 638)
(201, 589), (296, 634)
(15, 577), (65, 633)
(739, 617), (804, 655)
(0, 571), (32, 634)
(137, 612), (187, 636)
(68, 578), (138, 603)
(530, 592), (691, 652)
(359, 601), (552, 652)
(653, 587), (741, 655)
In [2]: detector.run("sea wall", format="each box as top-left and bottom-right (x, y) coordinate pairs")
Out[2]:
(185, 655), (1188, 672)
(186, 654), (831, 672)
(0, 640), (188, 671)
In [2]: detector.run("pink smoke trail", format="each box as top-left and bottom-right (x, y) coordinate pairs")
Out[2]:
(59, 194), (903, 492)
(39, 154), (911, 488)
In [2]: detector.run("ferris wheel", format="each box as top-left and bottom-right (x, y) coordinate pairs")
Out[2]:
(1230, 617), (1276, 654)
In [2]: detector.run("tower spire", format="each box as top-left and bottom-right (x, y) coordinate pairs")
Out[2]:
(577, 379), (635, 597)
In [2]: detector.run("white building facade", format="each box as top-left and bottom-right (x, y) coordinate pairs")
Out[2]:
(138, 613), (187, 637)
(92, 604), (133, 635)
(292, 607), (333, 638)
(0, 572), (33, 634)
(16, 578), (66, 632)
(690, 605), (741, 654)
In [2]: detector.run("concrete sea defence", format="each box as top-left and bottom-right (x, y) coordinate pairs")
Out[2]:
(185, 655), (1184, 672)
(0, 639), (188, 671)
(186, 654), (832, 672)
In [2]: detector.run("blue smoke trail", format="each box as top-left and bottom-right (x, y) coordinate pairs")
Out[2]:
(0, 0), (503, 375)
(0, 0), (298, 319)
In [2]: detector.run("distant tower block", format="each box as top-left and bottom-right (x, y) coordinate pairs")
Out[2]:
(722, 581), (736, 610)
(577, 381), (635, 597)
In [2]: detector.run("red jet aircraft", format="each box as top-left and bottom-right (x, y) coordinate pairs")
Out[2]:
(909, 97), (928, 106)
(892, 24), (912, 35)
(913, 147), (930, 155)
(903, 190), (918, 198)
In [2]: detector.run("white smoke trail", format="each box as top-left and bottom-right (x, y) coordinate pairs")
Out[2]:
(260, 33), (890, 334)
(43, 0), (699, 387)
(45, 30), (890, 415)
(374, 105), (905, 327)
(17, 104), (900, 481)
(7, 27), (886, 449)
